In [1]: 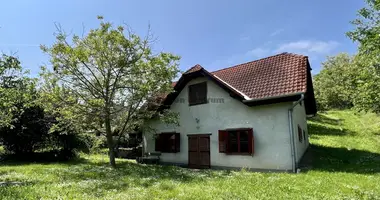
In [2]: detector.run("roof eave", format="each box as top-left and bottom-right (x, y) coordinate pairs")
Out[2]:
(242, 92), (305, 103)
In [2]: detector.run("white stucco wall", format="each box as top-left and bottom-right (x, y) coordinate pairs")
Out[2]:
(292, 101), (309, 163)
(143, 77), (296, 171)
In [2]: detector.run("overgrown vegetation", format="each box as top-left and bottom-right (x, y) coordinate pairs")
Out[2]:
(315, 0), (380, 113)
(313, 53), (355, 110)
(0, 54), (92, 160)
(0, 110), (379, 199)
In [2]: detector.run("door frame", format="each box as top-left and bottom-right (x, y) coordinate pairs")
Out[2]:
(187, 134), (211, 169)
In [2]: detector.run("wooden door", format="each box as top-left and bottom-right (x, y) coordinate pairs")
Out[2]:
(188, 135), (210, 169)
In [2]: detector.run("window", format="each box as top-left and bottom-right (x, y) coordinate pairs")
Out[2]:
(218, 128), (254, 155)
(303, 130), (306, 142)
(298, 125), (303, 142)
(188, 82), (207, 106)
(155, 133), (180, 153)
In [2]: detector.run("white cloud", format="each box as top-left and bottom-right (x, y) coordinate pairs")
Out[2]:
(246, 48), (270, 58)
(275, 40), (339, 54)
(270, 29), (284, 37)
(208, 40), (339, 71)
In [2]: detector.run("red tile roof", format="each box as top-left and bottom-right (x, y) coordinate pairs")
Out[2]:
(184, 64), (203, 74)
(174, 52), (309, 100)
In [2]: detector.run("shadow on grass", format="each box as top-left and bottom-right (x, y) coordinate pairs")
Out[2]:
(52, 160), (233, 198)
(299, 144), (380, 174)
(0, 155), (233, 198)
(0, 155), (90, 167)
(57, 160), (230, 183)
(310, 113), (343, 126)
(308, 123), (355, 136)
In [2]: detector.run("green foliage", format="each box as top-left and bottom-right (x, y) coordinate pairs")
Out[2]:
(0, 106), (49, 154)
(345, 0), (380, 113)
(347, 0), (380, 67)
(0, 110), (379, 199)
(315, 52), (380, 113)
(349, 56), (380, 113)
(40, 17), (180, 167)
(314, 53), (355, 110)
(0, 54), (37, 128)
(0, 104), (92, 157)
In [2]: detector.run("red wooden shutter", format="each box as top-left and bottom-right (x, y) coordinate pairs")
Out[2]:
(155, 134), (162, 151)
(175, 133), (180, 152)
(248, 128), (254, 155)
(218, 130), (228, 153)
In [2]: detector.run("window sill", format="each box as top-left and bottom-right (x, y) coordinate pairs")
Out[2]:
(224, 153), (252, 156)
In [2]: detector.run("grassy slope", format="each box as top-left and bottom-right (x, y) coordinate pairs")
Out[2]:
(0, 110), (380, 200)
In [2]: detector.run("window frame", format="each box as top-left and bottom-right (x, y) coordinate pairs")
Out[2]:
(219, 128), (254, 155)
(188, 82), (208, 106)
(298, 125), (303, 143)
(155, 132), (180, 153)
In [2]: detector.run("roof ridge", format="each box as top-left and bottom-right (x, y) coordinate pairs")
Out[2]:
(209, 52), (306, 74)
(184, 64), (203, 74)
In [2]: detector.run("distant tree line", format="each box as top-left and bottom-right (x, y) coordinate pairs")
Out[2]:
(314, 0), (380, 113)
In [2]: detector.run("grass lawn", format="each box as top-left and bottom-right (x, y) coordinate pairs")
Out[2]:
(0, 110), (380, 199)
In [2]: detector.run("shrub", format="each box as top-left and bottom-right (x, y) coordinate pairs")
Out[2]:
(48, 123), (93, 154)
(0, 106), (92, 160)
(0, 106), (49, 154)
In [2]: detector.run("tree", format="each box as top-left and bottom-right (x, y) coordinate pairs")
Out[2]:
(347, 0), (380, 67)
(350, 56), (380, 113)
(41, 17), (180, 167)
(346, 0), (380, 113)
(313, 53), (356, 110)
(0, 55), (90, 157)
(0, 105), (48, 154)
(0, 54), (37, 128)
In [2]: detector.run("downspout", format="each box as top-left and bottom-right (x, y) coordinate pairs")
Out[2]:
(288, 94), (304, 173)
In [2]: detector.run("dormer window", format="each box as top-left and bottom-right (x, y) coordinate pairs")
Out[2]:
(188, 82), (207, 106)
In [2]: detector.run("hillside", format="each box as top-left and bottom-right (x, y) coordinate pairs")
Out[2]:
(303, 110), (380, 174)
(0, 110), (379, 199)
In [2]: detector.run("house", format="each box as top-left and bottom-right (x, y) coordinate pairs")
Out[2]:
(142, 52), (317, 172)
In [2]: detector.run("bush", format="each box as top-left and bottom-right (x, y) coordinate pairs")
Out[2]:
(0, 106), (49, 154)
(48, 125), (93, 154)
(0, 106), (92, 159)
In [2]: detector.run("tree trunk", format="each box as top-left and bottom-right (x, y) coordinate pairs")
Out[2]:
(105, 113), (116, 168)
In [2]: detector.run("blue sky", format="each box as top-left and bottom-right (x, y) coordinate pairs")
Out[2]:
(0, 0), (364, 76)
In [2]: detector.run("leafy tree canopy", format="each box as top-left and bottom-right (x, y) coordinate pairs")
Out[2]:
(345, 0), (380, 113)
(347, 0), (380, 67)
(0, 54), (37, 128)
(314, 53), (355, 110)
(40, 17), (180, 167)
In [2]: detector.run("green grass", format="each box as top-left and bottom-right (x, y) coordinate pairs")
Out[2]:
(0, 110), (380, 199)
